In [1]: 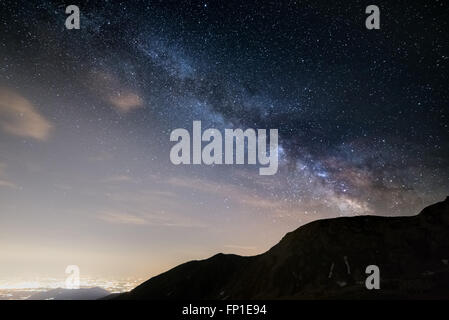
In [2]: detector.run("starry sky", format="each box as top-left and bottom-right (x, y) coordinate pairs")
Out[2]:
(0, 0), (448, 283)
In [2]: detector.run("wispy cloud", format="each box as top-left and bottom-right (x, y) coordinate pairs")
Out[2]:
(0, 87), (52, 140)
(89, 71), (143, 113)
(102, 175), (137, 184)
(164, 175), (373, 221)
(0, 163), (18, 189)
(97, 210), (206, 228)
(108, 92), (143, 113)
(97, 212), (148, 225)
(0, 179), (17, 189)
(165, 176), (296, 217)
(87, 151), (113, 162)
(223, 244), (257, 251)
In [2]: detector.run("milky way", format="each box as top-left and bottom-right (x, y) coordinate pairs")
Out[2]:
(0, 0), (448, 279)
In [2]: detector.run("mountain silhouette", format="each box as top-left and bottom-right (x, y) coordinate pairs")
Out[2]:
(27, 287), (110, 300)
(114, 197), (449, 299)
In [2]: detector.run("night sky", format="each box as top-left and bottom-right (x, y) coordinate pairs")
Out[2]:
(0, 0), (448, 285)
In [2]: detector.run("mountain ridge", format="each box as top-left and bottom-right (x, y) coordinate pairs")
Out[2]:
(113, 197), (449, 299)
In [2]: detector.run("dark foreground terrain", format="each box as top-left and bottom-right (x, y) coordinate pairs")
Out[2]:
(114, 197), (449, 299)
(28, 287), (110, 300)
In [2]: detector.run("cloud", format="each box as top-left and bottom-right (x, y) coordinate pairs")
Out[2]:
(97, 212), (148, 225)
(223, 244), (257, 251)
(102, 174), (137, 183)
(164, 174), (376, 223)
(0, 179), (18, 189)
(165, 176), (296, 217)
(87, 151), (113, 162)
(108, 92), (143, 113)
(0, 163), (17, 189)
(97, 210), (206, 228)
(0, 87), (52, 140)
(89, 71), (143, 112)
